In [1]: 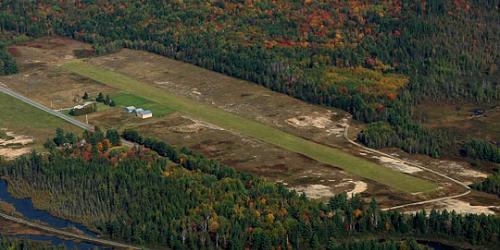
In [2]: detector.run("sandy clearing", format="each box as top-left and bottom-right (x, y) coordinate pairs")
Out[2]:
(347, 181), (368, 196)
(0, 131), (34, 159)
(326, 127), (344, 137)
(436, 199), (498, 215)
(286, 112), (349, 137)
(0, 147), (31, 160)
(335, 180), (368, 196)
(291, 184), (334, 199)
(168, 116), (225, 133)
(373, 156), (422, 174)
(0, 132), (34, 147)
(286, 111), (334, 129)
(435, 160), (487, 179)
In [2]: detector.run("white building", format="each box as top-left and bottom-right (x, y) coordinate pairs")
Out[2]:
(136, 109), (153, 119)
(124, 106), (136, 113)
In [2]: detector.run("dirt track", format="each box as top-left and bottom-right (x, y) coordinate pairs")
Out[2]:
(343, 124), (472, 211)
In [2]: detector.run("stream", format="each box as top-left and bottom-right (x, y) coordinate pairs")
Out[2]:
(0, 179), (106, 249)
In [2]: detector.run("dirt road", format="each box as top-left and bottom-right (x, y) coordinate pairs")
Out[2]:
(343, 123), (471, 211)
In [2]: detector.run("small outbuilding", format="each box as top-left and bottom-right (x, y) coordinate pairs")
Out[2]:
(124, 106), (136, 113)
(137, 109), (153, 119)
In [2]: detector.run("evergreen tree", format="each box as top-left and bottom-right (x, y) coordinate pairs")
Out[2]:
(105, 129), (121, 146)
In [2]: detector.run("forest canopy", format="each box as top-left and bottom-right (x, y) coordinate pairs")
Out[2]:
(0, 1), (499, 159)
(1, 129), (499, 249)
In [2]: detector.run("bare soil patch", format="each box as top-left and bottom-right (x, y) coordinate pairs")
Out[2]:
(0, 132), (34, 147)
(372, 155), (422, 174)
(133, 114), (366, 200)
(346, 181), (368, 196)
(404, 198), (499, 215)
(87, 49), (355, 145)
(3, 37), (496, 209)
(0, 148), (31, 160)
(0, 130), (33, 160)
(291, 185), (335, 199)
(382, 148), (490, 185)
(436, 199), (498, 215)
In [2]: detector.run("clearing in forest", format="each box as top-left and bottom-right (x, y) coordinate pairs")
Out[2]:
(62, 60), (437, 193)
(0, 92), (80, 149)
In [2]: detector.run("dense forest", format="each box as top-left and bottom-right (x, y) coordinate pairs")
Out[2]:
(0, 129), (498, 249)
(0, 0), (499, 161)
(0, 38), (17, 75)
(471, 168), (500, 196)
(461, 139), (500, 163)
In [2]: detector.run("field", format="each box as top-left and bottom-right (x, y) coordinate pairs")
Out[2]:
(0, 92), (80, 150)
(2, 37), (493, 211)
(112, 92), (174, 117)
(414, 101), (500, 142)
(63, 60), (436, 193)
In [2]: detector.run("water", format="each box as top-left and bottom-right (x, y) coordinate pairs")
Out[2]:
(0, 179), (106, 249)
(0, 179), (95, 236)
(417, 240), (460, 250)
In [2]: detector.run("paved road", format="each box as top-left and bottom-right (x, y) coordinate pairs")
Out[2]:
(0, 212), (141, 249)
(343, 123), (471, 211)
(0, 85), (139, 249)
(0, 85), (93, 131)
(0, 85), (134, 147)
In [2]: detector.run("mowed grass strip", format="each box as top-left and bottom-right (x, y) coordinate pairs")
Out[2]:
(112, 92), (174, 117)
(63, 61), (437, 193)
(0, 92), (80, 148)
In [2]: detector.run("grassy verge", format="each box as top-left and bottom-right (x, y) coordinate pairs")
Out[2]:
(0, 92), (80, 149)
(62, 61), (437, 193)
(112, 92), (174, 117)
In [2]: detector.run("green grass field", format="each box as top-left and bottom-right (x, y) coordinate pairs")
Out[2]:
(112, 92), (174, 117)
(0, 92), (80, 148)
(63, 61), (437, 193)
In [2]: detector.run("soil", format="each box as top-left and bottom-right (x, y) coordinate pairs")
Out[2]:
(436, 199), (498, 215)
(0, 132), (34, 147)
(133, 114), (362, 198)
(1, 36), (497, 212)
(371, 155), (422, 174)
(0, 130), (33, 159)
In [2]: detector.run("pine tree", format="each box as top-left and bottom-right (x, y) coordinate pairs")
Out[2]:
(96, 92), (104, 102)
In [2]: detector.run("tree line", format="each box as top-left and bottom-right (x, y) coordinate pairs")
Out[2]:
(0, 41), (17, 75)
(460, 139), (500, 163)
(471, 169), (500, 197)
(0, 235), (429, 250)
(0, 1), (498, 161)
(1, 128), (497, 249)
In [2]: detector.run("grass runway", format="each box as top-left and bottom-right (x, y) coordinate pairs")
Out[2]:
(63, 61), (437, 193)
